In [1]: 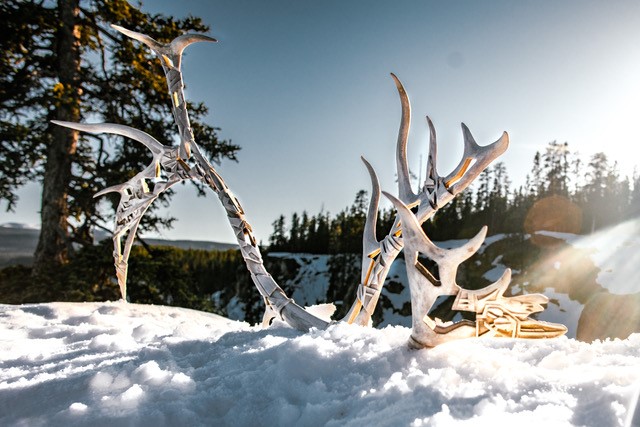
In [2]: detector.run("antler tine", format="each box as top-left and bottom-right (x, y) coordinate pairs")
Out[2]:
(170, 34), (218, 68)
(111, 205), (152, 300)
(111, 25), (217, 70)
(111, 25), (164, 51)
(425, 116), (438, 185)
(391, 73), (419, 207)
(343, 156), (402, 325)
(418, 116), (440, 210)
(51, 121), (165, 156)
(444, 123), (509, 195)
(360, 156), (381, 260)
(343, 156), (383, 323)
(113, 25), (216, 161)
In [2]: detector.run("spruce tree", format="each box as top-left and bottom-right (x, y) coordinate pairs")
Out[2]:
(0, 0), (239, 277)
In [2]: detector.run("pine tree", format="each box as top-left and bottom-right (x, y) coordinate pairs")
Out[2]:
(631, 169), (640, 218)
(528, 151), (543, 197)
(269, 215), (287, 251)
(542, 141), (570, 196)
(0, 1), (240, 276)
(289, 212), (300, 251)
(487, 162), (510, 233)
(583, 152), (610, 232)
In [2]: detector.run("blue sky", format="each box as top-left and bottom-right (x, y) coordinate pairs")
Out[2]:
(2, 0), (640, 244)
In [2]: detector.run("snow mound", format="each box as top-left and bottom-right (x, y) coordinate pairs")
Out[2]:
(1, 302), (639, 426)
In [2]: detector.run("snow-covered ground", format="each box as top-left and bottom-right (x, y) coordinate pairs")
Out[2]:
(1, 302), (639, 426)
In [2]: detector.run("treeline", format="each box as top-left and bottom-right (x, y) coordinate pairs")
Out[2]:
(0, 242), (245, 314)
(269, 142), (640, 253)
(0, 241), (310, 324)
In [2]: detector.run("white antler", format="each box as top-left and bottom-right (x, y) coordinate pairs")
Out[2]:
(54, 26), (328, 331)
(55, 24), (566, 347)
(343, 74), (509, 326)
(384, 191), (566, 348)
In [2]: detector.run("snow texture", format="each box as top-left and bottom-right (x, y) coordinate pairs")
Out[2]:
(1, 302), (639, 427)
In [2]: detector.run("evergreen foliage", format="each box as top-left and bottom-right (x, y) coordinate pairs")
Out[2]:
(0, 241), (249, 316)
(0, 0), (240, 275)
(269, 143), (639, 254)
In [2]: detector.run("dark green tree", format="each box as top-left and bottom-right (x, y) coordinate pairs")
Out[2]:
(582, 152), (610, 232)
(0, 0), (239, 277)
(527, 151), (543, 197)
(269, 215), (287, 251)
(289, 212), (301, 251)
(487, 162), (510, 232)
(542, 141), (570, 196)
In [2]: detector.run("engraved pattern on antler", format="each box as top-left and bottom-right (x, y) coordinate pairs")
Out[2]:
(344, 74), (509, 326)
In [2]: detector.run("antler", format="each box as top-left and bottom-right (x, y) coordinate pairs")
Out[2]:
(54, 26), (328, 331)
(110, 25), (216, 161)
(56, 24), (565, 346)
(343, 74), (509, 326)
(51, 121), (186, 299)
(385, 191), (567, 348)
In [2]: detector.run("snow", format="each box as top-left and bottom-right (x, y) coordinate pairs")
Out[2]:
(2, 302), (640, 426)
(272, 253), (331, 307)
(539, 288), (585, 340)
(0, 222), (39, 230)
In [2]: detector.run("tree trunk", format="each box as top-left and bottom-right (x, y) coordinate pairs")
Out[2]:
(33, 0), (81, 277)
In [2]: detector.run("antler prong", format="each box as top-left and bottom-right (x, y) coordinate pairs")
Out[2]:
(421, 116), (440, 209)
(112, 25), (216, 160)
(360, 156), (381, 258)
(391, 73), (419, 207)
(444, 123), (509, 194)
(110, 25), (217, 70)
(51, 121), (165, 155)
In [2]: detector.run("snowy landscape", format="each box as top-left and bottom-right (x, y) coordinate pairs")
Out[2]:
(3, 1), (640, 425)
(2, 220), (640, 426)
(1, 301), (639, 427)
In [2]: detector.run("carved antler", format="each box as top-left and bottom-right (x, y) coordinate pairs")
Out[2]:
(385, 191), (567, 348)
(52, 24), (566, 347)
(343, 74), (509, 326)
(50, 122), (186, 299)
(54, 26), (328, 331)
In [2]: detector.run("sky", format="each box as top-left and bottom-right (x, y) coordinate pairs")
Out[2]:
(2, 0), (640, 244)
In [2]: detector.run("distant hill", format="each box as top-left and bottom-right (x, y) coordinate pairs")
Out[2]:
(0, 223), (238, 267)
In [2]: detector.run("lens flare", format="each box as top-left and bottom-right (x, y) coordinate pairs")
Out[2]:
(524, 217), (640, 341)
